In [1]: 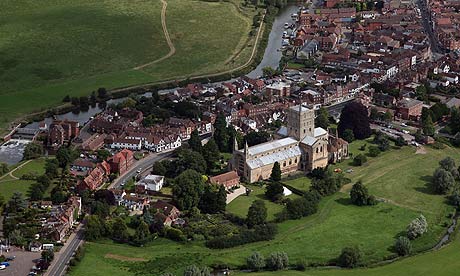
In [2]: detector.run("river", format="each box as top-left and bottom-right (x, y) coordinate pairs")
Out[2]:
(0, 5), (296, 165)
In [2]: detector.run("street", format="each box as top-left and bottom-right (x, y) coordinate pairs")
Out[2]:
(370, 123), (415, 142)
(44, 226), (84, 276)
(109, 151), (174, 189)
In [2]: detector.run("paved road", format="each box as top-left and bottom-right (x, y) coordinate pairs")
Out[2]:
(416, 0), (445, 54)
(371, 123), (415, 142)
(0, 247), (41, 276)
(45, 226), (84, 276)
(109, 151), (174, 189)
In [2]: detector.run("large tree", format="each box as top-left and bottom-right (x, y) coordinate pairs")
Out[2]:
(432, 168), (455, 194)
(111, 218), (130, 242)
(270, 162), (282, 181)
(214, 113), (229, 152)
(199, 185), (226, 214)
(350, 181), (376, 206)
(175, 149), (207, 175)
(189, 129), (202, 153)
(265, 182), (284, 201)
(247, 200), (267, 228)
(338, 102), (371, 140)
(202, 139), (220, 172)
(315, 107), (330, 129)
(422, 115), (435, 136)
(173, 169), (205, 211)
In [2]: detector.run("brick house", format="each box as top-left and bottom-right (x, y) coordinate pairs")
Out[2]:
(108, 149), (134, 175)
(47, 120), (79, 149)
(151, 200), (180, 226)
(209, 171), (240, 191)
(76, 161), (111, 191)
(396, 98), (423, 120)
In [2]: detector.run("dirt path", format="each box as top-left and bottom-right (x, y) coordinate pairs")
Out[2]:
(105, 253), (147, 262)
(134, 0), (175, 70)
(0, 159), (31, 181)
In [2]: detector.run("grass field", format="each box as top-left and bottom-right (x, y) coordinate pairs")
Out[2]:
(0, 0), (259, 132)
(69, 143), (459, 275)
(0, 158), (48, 199)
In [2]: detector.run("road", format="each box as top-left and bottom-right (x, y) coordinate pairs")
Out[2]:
(371, 123), (415, 142)
(109, 151), (174, 189)
(416, 0), (445, 55)
(45, 226), (84, 276)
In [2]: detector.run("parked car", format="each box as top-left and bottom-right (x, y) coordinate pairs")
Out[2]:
(284, 22), (289, 28)
(5, 256), (15, 261)
(0, 265), (6, 270)
(0, 262), (9, 267)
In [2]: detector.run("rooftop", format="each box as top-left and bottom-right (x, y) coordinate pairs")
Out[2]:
(247, 137), (298, 156)
(246, 146), (302, 169)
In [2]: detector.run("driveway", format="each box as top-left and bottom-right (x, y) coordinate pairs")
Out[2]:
(226, 186), (246, 204)
(0, 247), (41, 276)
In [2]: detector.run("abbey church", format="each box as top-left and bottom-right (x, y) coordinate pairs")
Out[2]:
(230, 104), (349, 183)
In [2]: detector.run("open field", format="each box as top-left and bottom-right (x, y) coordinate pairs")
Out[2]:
(283, 176), (312, 192)
(0, 0), (258, 132)
(0, 158), (48, 199)
(236, 231), (460, 276)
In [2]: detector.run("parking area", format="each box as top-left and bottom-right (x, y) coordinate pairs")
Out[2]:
(0, 247), (41, 276)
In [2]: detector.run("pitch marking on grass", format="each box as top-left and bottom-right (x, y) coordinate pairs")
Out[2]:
(104, 253), (147, 262)
(134, 0), (176, 70)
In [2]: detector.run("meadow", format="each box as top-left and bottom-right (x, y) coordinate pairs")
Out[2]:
(0, 0), (259, 133)
(68, 141), (460, 276)
(0, 158), (47, 199)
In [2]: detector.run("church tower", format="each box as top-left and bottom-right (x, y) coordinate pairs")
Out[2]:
(286, 104), (315, 141)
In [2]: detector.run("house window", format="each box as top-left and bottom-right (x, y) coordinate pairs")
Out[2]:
(289, 160), (292, 165)
(283, 161), (286, 167)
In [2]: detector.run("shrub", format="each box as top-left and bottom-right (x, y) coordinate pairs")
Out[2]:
(265, 182), (284, 202)
(247, 252), (265, 271)
(266, 252), (289, 271)
(166, 227), (186, 242)
(407, 214), (428, 240)
(205, 224), (277, 249)
(295, 259), (308, 271)
(338, 246), (361, 268)
(368, 146), (381, 157)
(350, 181), (376, 206)
(286, 196), (319, 219)
(432, 168), (455, 194)
(353, 154), (367, 166)
(395, 236), (412, 256)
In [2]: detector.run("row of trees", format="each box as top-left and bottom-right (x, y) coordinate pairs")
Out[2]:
(247, 251), (289, 271)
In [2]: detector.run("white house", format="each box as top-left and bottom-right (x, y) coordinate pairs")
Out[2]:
(110, 137), (142, 151)
(136, 174), (164, 192)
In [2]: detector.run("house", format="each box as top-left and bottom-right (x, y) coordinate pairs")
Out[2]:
(108, 149), (134, 175)
(209, 171), (240, 191)
(151, 200), (180, 226)
(29, 241), (42, 252)
(396, 98), (423, 120)
(135, 174), (165, 193)
(110, 137), (142, 151)
(119, 194), (149, 211)
(47, 120), (80, 150)
(76, 161), (111, 191)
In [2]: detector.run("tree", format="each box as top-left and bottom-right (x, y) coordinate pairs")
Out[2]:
(0, 162), (9, 176)
(353, 154), (367, 166)
(407, 214), (428, 240)
(151, 161), (167, 176)
(85, 215), (106, 241)
(176, 149), (207, 175)
(350, 181), (376, 206)
(439, 157), (458, 179)
(244, 131), (271, 147)
(51, 187), (68, 204)
(94, 189), (116, 205)
(262, 66), (278, 78)
(23, 143), (43, 160)
(7, 192), (27, 213)
(395, 236), (412, 256)
(265, 182), (284, 201)
(189, 129), (202, 153)
(133, 221), (150, 246)
(422, 115), (435, 136)
(214, 113), (229, 152)
(202, 139), (220, 172)
(199, 185), (226, 214)
(91, 201), (110, 219)
(173, 169), (205, 210)
(368, 146), (381, 157)
(286, 196), (319, 219)
(183, 265), (211, 276)
(432, 168), (455, 194)
(395, 136), (406, 147)
(97, 87), (108, 99)
(29, 184), (45, 201)
(383, 111), (392, 122)
(8, 229), (25, 247)
(266, 252), (289, 271)
(111, 218), (130, 242)
(247, 252), (266, 271)
(56, 147), (78, 168)
(342, 129), (355, 143)
(247, 200), (267, 228)
(338, 102), (371, 140)
(338, 246), (362, 268)
(270, 162), (282, 181)
(45, 159), (59, 178)
(41, 249), (54, 263)
(97, 149), (111, 161)
(315, 107), (330, 129)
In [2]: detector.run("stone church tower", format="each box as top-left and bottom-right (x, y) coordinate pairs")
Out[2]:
(286, 104), (315, 141)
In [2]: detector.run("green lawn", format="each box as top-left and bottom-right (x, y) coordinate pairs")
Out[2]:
(227, 184), (285, 221)
(0, 158), (49, 199)
(283, 176), (312, 192)
(0, 0), (258, 133)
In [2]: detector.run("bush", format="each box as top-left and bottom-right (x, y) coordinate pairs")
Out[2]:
(350, 181), (376, 206)
(295, 259), (308, 271)
(368, 146), (381, 157)
(247, 252), (265, 271)
(407, 214), (428, 240)
(395, 236), (412, 256)
(338, 246), (361, 268)
(265, 182), (284, 202)
(353, 154), (367, 166)
(266, 252), (289, 271)
(286, 196), (319, 219)
(205, 224), (277, 249)
(432, 168), (455, 194)
(166, 227), (186, 242)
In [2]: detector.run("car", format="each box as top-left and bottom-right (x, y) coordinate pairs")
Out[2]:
(136, 169), (142, 173)
(0, 265), (5, 270)
(284, 22), (289, 28)
(28, 272), (37, 276)
(0, 262), (9, 267)
(403, 130), (409, 134)
(401, 123), (408, 127)
(5, 256), (15, 261)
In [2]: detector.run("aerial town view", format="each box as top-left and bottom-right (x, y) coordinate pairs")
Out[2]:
(1, 0), (460, 275)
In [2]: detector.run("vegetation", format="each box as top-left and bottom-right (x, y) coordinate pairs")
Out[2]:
(395, 236), (412, 256)
(349, 181), (376, 206)
(247, 252), (266, 271)
(406, 214), (428, 240)
(247, 200), (268, 228)
(265, 182), (284, 201)
(338, 102), (372, 140)
(338, 247), (362, 268)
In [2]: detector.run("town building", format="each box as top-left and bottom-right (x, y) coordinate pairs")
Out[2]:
(209, 171), (240, 191)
